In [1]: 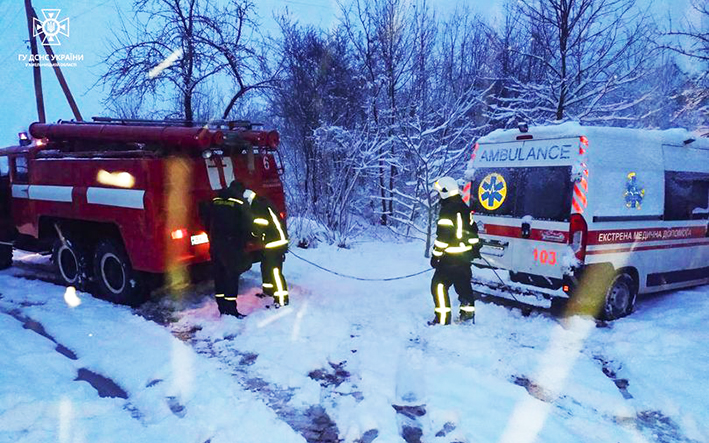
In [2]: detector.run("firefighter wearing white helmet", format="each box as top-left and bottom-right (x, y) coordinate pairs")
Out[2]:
(429, 177), (481, 325)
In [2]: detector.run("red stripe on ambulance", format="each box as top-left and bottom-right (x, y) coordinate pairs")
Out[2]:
(587, 226), (706, 245)
(587, 240), (709, 255)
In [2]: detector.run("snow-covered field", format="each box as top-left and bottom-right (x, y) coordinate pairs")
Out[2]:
(1, 240), (707, 443)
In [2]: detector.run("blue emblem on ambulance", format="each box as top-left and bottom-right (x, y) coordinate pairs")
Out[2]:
(624, 172), (645, 209)
(478, 173), (507, 211)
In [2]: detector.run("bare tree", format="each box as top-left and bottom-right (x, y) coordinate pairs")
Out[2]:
(97, 0), (275, 122)
(658, 0), (708, 130)
(196, 1), (280, 119)
(339, 0), (414, 225)
(496, 0), (654, 123)
(395, 85), (490, 254)
(271, 18), (367, 230)
(661, 0), (709, 63)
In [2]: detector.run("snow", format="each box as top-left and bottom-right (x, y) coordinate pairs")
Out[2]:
(1, 241), (708, 443)
(477, 122), (708, 149)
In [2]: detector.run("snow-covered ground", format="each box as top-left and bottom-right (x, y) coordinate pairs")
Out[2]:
(1, 240), (707, 443)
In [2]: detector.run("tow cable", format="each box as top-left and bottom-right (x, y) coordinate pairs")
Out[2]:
(478, 255), (521, 303)
(290, 250), (521, 304)
(289, 250), (433, 282)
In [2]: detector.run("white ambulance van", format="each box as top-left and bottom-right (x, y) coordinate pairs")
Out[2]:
(465, 122), (709, 320)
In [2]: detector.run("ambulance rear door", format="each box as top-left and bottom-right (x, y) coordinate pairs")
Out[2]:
(470, 136), (579, 282)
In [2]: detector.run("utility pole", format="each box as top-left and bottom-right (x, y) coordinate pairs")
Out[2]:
(24, 0), (45, 123)
(30, 8), (83, 121)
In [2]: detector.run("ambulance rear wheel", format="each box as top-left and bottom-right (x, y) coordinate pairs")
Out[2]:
(602, 273), (636, 321)
(93, 239), (144, 306)
(0, 244), (12, 270)
(53, 239), (87, 287)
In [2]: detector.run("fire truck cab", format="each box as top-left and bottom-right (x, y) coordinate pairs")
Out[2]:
(466, 123), (709, 320)
(0, 118), (287, 305)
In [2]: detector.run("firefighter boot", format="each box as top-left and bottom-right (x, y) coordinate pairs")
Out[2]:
(427, 316), (451, 326)
(459, 304), (476, 324)
(218, 296), (245, 318)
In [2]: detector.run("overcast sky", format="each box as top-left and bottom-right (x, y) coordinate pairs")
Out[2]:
(0, 0), (697, 146)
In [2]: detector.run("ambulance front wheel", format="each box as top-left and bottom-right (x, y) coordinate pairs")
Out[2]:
(93, 239), (145, 306)
(0, 244), (12, 270)
(602, 273), (637, 321)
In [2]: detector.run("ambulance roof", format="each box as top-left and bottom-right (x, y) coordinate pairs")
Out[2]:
(478, 122), (709, 150)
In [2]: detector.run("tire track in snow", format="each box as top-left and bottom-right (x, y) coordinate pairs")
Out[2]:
(171, 327), (343, 443)
(0, 294), (150, 422)
(133, 288), (383, 443)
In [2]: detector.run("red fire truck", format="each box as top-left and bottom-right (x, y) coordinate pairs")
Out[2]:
(0, 118), (287, 305)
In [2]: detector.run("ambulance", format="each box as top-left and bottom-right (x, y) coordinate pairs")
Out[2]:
(465, 122), (709, 319)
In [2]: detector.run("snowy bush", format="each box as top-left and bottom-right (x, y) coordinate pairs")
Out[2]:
(287, 217), (329, 249)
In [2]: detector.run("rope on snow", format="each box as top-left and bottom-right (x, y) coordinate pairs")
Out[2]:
(289, 250), (433, 282)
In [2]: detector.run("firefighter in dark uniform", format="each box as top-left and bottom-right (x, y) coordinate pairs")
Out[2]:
(429, 177), (481, 325)
(206, 181), (252, 317)
(243, 188), (290, 307)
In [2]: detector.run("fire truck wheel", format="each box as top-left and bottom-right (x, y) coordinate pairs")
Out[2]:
(602, 273), (637, 321)
(52, 239), (86, 286)
(0, 244), (12, 270)
(93, 240), (143, 306)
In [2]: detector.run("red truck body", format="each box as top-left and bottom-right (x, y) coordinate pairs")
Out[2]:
(0, 119), (286, 304)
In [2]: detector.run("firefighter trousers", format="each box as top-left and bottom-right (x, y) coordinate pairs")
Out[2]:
(430, 264), (476, 325)
(261, 250), (289, 306)
(213, 258), (242, 316)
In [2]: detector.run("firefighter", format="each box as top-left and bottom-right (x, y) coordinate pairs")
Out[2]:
(429, 177), (481, 325)
(243, 188), (290, 307)
(206, 180), (252, 317)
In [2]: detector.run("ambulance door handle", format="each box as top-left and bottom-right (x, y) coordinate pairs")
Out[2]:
(521, 222), (531, 239)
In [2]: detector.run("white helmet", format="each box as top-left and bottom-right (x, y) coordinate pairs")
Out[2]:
(433, 176), (459, 199)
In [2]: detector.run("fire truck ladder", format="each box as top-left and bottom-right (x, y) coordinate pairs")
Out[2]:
(91, 117), (263, 130)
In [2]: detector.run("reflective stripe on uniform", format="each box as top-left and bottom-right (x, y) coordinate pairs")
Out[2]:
(262, 283), (274, 288)
(215, 293), (225, 298)
(273, 267), (288, 305)
(213, 198), (242, 207)
(468, 238), (480, 244)
(224, 296), (237, 301)
(445, 243), (473, 254)
(265, 207), (288, 249)
(437, 219), (454, 226)
(434, 240), (449, 248)
(432, 249), (443, 257)
(435, 284), (451, 325)
(460, 305), (475, 312)
(456, 213), (463, 239)
(254, 218), (269, 226)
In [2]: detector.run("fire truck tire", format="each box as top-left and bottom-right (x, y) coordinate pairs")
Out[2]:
(602, 273), (637, 321)
(0, 244), (12, 270)
(93, 240), (144, 306)
(52, 239), (88, 287)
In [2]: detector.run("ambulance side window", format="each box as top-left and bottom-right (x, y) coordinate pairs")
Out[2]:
(664, 172), (709, 220)
(12, 156), (29, 183)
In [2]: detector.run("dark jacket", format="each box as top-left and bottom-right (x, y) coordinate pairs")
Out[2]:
(247, 193), (289, 253)
(207, 187), (252, 272)
(432, 194), (480, 266)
